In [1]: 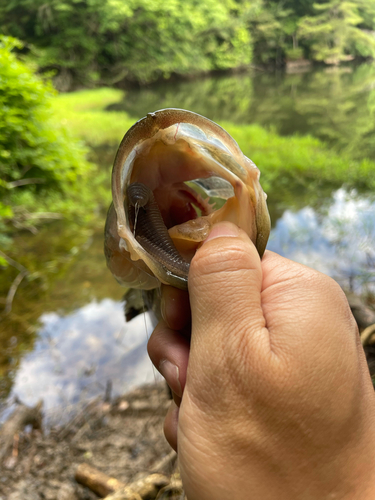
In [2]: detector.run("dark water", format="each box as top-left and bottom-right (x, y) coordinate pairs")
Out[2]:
(1, 64), (375, 424)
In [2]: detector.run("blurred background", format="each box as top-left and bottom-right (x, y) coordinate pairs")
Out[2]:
(1, 0), (375, 425)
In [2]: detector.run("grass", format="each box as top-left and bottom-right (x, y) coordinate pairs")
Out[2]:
(223, 123), (375, 193)
(51, 88), (375, 193)
(51, 88), (134, 145)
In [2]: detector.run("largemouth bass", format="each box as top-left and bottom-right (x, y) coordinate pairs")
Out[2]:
(104, 109), (270, 293)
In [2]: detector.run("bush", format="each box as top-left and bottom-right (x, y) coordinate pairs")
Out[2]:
(0, 36), (92, 232)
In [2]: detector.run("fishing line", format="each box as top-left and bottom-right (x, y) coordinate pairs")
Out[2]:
(133, 201), (140, 237)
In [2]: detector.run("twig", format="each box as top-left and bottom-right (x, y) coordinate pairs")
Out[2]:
(7, 178), (46, 188)
(151, 450), (177, 474)
(129, 473), (169, 500)
(75, 463), (170, 500)
(4, 269), (28, 314)
(20, 212), (64, 220)
(104, 380), (112, 403)
(0, 251), (29, 315)
(75, 463), (127, 497)
(12, 433), (19, 458)
(0, 250), (27, 273)
(155, 475), (184, 500)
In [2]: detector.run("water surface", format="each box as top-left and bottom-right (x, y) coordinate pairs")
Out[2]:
(113, 64), (375, 160)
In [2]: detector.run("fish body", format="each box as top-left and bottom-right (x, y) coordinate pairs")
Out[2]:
(105, 109), (270, 291)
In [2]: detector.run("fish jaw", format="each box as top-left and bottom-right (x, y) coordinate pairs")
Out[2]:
(105, 109), (270, 290)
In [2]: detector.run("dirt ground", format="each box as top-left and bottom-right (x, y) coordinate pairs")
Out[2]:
(0, 383), (178, 500)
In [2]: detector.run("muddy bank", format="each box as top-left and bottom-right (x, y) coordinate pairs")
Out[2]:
(0, 383), (180, 500)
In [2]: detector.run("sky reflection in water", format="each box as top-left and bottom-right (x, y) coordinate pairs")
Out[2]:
(4, 189), (375, 423)
(7, 300), (160, 425)
(268, 189), (375, 293)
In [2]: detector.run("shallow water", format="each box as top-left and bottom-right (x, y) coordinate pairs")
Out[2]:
(268, 188), (375, 293)
(1, 65), (375, 424)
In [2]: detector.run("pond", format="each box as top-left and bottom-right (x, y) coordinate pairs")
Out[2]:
(1, 64), (375, 424)
(112, 63), (375, 160)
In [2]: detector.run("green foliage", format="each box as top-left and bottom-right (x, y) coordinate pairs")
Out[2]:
(224, 123), (375, 195)
(249, 1), (298, 66)
(0, 0), (252, 87)
(249, 0), (375, 66)
(2, 0), (375, 82)
(299, 0), (375, 63)
(0, 36), (94, 231)
(50, 88), (132, 145)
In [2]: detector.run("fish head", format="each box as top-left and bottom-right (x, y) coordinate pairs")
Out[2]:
(104, 109), (270, 290)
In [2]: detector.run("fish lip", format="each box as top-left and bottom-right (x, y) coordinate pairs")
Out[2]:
(109, 109), (269, 289)
(112, 109), (246, 215)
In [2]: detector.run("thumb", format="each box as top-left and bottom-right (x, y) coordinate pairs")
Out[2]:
(188, 221), (268, 357)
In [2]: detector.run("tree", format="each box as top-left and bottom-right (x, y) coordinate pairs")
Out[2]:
(249, 0), (306, 66)
(0, 0), (252, 87)
(298, 0), (375, 64)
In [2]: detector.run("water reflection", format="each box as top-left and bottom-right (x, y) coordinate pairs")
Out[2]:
(113, 64), (375, 160)
(5, 299), (160, 425)
(269, 189), (375, 293)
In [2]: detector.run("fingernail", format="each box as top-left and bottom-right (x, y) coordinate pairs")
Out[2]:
(159, 360), (182, 397)
(203, 222), (239, 245)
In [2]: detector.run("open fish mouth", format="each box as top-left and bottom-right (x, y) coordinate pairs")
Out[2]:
(105, 109), (270, 290)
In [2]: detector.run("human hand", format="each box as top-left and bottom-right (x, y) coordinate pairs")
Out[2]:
(148, 222), (375, 500)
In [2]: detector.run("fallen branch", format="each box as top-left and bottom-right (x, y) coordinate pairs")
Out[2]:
(155, 472), (184, 500)
(116, 399), (170, 416)
(127, 473), (170, 499)
(75, 463), (169, 500)
(75, 463), (128, 497)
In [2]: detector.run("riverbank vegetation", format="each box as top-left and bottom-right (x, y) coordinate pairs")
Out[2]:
(0, 37), (94, 236)
(0, 38), (111, 251)
(2, 31), (375, 242)
(1, 0), (375, 89)
(52, 87), (375, 194)
(3, 44), (375, 239)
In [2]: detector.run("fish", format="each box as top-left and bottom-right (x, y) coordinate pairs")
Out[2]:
(104, 109), (270, 294)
